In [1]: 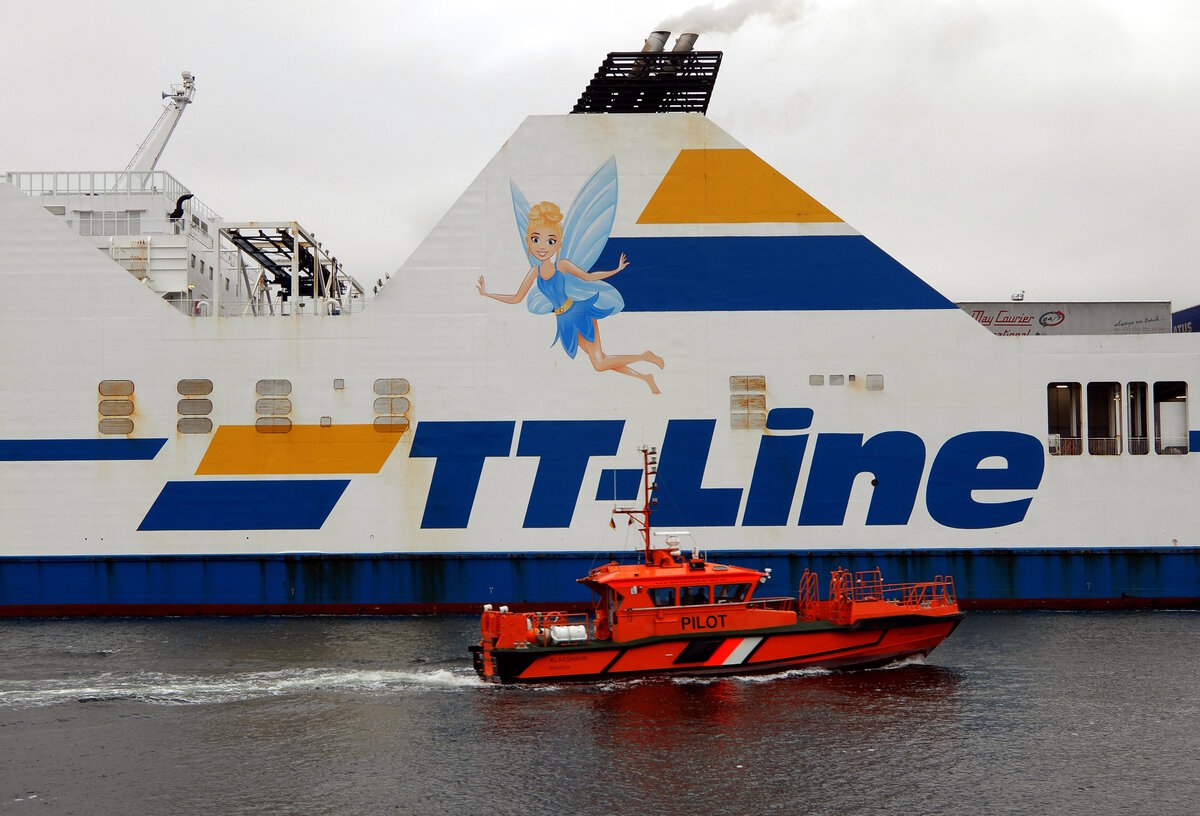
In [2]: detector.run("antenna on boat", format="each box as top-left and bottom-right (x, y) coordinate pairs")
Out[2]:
(612, 445), (659, 565)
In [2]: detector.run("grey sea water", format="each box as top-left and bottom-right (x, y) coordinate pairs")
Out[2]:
(1, 612), (1197, 816)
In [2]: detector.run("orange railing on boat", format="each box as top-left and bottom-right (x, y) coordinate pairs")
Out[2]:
(798, 569), (821, 621)
(825, 567), (957, 624)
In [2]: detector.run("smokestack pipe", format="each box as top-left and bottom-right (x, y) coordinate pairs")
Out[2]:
(672, 33), (699, 52)
(643, 31), (670, 52)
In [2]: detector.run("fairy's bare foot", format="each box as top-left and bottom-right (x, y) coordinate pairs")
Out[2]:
(645, 351), (665, 369)
(646, 373), (661, 395)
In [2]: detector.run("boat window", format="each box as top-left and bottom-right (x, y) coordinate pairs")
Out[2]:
(715, 583), (751, 603)
(1046, 382), (1082, 455)
(256, 397), (291, 416)
(177, 398), (213, 416)
(373, 416), (410, 434)
(98, 380), (134, 397)
(1127, 382), (1149, 455)
(1086, 382), (1121, 455)
(609, 588), (622, 614)
(680, 585), (710, 606)
(177, 417), (213, 434)
(78, 210), (140, 237)
(255, 417), (291, 434)
(177, 379), (213, 396)
(256, 379), (292, 397)
(648, 587), (675, 607)
(1153, 381), (1188, 454)
(373, 378), (411, 396)
(98, 418), (133, 435)
(374, 397), (410, 415)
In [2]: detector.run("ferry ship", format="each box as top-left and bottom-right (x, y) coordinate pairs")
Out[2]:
(1, 37), (1197, 616)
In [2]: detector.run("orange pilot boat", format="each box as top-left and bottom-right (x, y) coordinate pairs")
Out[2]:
(471, 447), (963, 684)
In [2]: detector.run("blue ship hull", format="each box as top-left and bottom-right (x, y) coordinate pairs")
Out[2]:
(2, 549), (1197, 616)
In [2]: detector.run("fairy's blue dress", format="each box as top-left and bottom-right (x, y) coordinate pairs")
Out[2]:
(536, 266), (613, 359)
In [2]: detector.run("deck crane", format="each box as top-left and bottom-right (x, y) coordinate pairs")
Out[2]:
(124, 71), (195, 173)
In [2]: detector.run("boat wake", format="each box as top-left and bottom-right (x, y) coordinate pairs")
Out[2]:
(672, 667), (832, 686)
(0, 666), (484, 709)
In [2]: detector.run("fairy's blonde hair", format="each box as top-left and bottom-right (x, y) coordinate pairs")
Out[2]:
(527, 201), (563, 237)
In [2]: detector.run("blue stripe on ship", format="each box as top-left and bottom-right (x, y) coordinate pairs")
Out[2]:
(0, 438), (167, 461)
(138, 480), (350, 531)
(596, 236), (955, 312)
(0, 549), (1195, 614)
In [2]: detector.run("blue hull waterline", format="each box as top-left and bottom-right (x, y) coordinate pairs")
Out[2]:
(2, 549), (1197, 616)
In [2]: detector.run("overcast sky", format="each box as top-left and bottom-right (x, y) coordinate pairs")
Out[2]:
(4, 0), (1199, 305)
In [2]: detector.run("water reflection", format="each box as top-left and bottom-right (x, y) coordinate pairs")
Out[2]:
(6, 614), (1196, 816)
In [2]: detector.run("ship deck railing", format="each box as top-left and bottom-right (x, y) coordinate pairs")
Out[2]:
(6, 170), (217, 216)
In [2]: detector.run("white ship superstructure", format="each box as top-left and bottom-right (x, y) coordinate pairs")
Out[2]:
(0, 40), (1196, 614)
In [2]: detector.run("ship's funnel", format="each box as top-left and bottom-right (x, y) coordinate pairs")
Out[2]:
(672, 33), (699, 52)
(643, 31), (670, 52)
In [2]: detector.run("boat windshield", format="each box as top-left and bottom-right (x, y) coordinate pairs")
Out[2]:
(715, 583), (751, 603)
(648, 587), (675, 607)
(680, 585), (710, 605)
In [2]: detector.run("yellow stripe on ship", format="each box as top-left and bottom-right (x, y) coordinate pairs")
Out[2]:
(637, 148), (843, 224)
(196, 425), (402, 475)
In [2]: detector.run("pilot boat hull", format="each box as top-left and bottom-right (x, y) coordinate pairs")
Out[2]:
(474, 615), (962, 683)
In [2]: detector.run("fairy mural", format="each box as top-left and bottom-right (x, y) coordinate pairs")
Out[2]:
(476, 157), (664, 394)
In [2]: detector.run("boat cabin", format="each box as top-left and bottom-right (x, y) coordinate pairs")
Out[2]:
(580, 540), (797, 643)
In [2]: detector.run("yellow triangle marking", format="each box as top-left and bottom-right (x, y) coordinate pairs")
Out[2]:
(637, 149), (842, 224)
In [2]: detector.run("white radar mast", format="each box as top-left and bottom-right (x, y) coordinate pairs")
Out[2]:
(124, 71), (196, 173)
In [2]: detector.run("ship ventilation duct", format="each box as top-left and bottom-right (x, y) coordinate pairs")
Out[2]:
(672, 33), (699, 52)
(168, 193), (195, 221)
(643, 31), (669, 52)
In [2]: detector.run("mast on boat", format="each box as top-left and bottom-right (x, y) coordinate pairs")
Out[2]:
(612, 445), (683, 566)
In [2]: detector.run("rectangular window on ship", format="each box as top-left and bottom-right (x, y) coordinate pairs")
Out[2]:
(1153, 381), (1188, 454)
(1047, 382), (1082, 455)
(1086, 382), (1121, 455)
(1128, 382), (1149, 455)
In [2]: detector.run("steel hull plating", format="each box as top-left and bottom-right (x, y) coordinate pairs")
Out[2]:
(1, 549), (1196, 616)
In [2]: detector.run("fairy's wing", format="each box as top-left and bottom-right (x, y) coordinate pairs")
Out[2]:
(510, 179), (554, 314)
(526, 287), (553, 315)
(560, 156), (618, 274)
(510, 179), (537, 267)
(564, 274), (625, 316)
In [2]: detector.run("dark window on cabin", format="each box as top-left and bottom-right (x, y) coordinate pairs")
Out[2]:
(1127, 382), (1149, 455)
(1086, 382), (1121, 455)
(1154, 381), (1188, 454)
(1047, 382), (1082, 455)
(680, 586), (710, 606)
(715, 583), (751, 603)
(648, 587), (675, 607)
